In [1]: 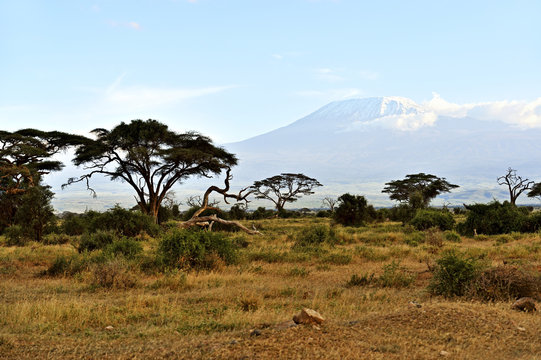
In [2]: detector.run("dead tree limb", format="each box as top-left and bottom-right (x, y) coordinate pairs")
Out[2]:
(179, 168), (260, 234)
(497, 167), (534, 206)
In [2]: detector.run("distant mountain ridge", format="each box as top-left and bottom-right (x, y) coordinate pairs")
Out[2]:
(225, 96), (541, 206)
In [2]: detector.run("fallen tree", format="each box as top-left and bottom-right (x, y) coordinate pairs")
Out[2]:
(179, 168), (260, 235)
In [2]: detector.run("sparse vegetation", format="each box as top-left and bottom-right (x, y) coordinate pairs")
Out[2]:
(1, 215), (541, 359)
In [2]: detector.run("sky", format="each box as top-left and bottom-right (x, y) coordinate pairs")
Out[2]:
(2, 0), (541, 144)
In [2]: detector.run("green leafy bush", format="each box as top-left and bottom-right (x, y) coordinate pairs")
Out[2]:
(4, 225), (27, 246)
(62, 214), (90, 235)
(42, 233), (72, 245)
(294, 225), (336, 247)
(428, 250), (483, 297)
(443, 230), (462, 243)
(404, 231), (425, 246)
(158, 229), (237, 270)
(103, 238), (143, 259)
(333, 193), (376, 226)
(457, 201), (526, 236)
(78, 230), (116, 253)
(91, 206), (159, 237)
(410, 209), (455, 231)
(62, 206), (159, 237)
(43, 252), (106, 277)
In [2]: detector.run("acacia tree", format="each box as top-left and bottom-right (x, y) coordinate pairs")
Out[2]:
(66, 119), (237, 223)
(382, 173), (459, 209)
(251, 173), (322, 213)
(528, 182), (541, 200)
(1, 129), (85, 194)
(497, 168), (534, 206)
(0, 129), (84, 232)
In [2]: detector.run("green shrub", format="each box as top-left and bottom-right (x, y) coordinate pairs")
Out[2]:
(333, 193), (376, 226)
(91, 205), (159, 237)
(43, 256), (71, 276)
(158, 229), (237, 270)
(404, 231), (425, 247)
(410, 209), (455, 231)
(458, 201), (526, 236)
(42, 233), (72, 245)
(4, 225), (28, 246)
(428, 250), (483, 297)
(521, 211), (541, 233)
(443, 230), (462, 243)
(249, 207), (274, 220)
(386, 205), (416, 223)
(495, 234), (513, 245)
(103, 238), (143, 259)
(294, 224), (336, 247)
(78, 230), (116, 253)
(62, 207), (159, 237)
(43, 252), (105, 277)
(62, 215), (88, 235)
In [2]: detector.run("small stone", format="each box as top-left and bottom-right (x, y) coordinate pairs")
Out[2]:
(105, 326), (114, 331)
(292, 308), (325, 325)
(409, 301), (422, 308)
(517, 326), (526, 332)
(511, 297), (537, 312)
(440, 350), (450, 357)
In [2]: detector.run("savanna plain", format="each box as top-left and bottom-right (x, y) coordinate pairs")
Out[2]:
(1, 216), (540, 360)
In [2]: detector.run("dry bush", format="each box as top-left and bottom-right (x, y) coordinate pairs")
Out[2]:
(466, 266), (541, 301)
(90, 259), (138, 289)
(239, 295), (260, 312)
(425, 227), (443, 248)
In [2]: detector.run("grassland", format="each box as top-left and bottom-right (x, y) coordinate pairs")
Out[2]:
(1, 218), (540, 359)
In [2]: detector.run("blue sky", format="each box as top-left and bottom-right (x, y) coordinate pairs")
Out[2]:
(1, 0), (540, 143)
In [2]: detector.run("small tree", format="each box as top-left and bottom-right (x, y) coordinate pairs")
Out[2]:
(382, 173), (459, 209)
(497, 168), (534, 206)
(14, 184), (55, 242)
(251, 173), (322, 214)
(333, 193), (375, 226)
(322, 196), (337, 212)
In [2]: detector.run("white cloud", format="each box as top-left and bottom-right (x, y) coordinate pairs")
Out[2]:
(271, 54), (284, 60)
(425, 93), (541, 128)
(351, 112), (437, 131)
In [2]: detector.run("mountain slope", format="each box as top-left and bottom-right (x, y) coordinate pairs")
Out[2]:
(226, 97), (541, 206)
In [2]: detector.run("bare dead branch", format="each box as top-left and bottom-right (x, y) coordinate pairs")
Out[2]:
(179, 167), (259, 234)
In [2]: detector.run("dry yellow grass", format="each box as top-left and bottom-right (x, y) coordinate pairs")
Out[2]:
(0, 218), (540, 359)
